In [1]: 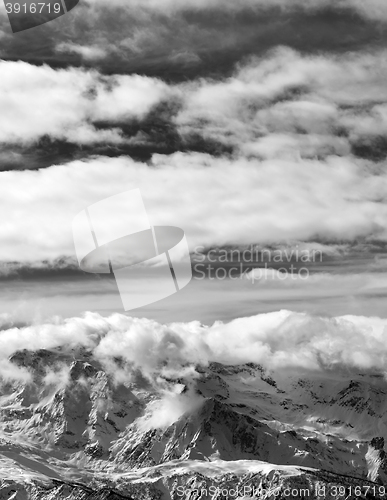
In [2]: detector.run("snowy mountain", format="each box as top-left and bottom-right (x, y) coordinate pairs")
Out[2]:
(0, 343), (387, 499)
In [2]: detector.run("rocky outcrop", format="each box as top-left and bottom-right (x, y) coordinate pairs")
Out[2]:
(111, 398), (369, 476)
(366, 437), (387, 484)
(0, 480), (134, 500)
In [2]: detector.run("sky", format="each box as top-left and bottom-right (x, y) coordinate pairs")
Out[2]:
(1, 0), (387, 325)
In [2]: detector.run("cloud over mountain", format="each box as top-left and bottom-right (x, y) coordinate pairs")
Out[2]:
(3, 309), (387, 383)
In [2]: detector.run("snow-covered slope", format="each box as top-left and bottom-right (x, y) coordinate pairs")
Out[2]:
(1, 349), (387, 499)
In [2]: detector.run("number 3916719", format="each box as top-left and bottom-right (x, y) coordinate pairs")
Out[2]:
(5, 3), (62, 14)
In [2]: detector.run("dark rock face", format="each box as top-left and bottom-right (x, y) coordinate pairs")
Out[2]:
(0, 481), (135, 500)
(366, 437), (387, 484)
(371, 437), (385, 450)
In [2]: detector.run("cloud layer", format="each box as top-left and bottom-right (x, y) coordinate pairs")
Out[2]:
(2, 0), (386, 81)
(0, 48), (387, 263)
(2, 48), (387, 160)
(0, 152), (387, 262)
(176, 48), (387, 160)
(3, 309), (387, 383)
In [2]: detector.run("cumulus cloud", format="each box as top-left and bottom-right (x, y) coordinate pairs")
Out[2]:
(3, 310), (387, 385)
(0, 61), (170, 145)
(0, 45), (386, 177)
(175, 47), (387, 158)
(3, 47), (387, 157)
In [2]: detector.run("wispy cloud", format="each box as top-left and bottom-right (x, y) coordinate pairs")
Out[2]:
(55, 42), (108, 61)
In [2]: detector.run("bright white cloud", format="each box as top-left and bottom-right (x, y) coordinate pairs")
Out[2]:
(0, 60), (170, 145)
(176, 47), (387, 157)
(0, 43), (385, 174)
(2, 48), (387, 155)
(1, 50), (387, 260)
(3, 309), (387, 384)
(0, 153), (387, 261)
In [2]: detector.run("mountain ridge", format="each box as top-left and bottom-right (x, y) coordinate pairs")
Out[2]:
(1, 348), (387, 498)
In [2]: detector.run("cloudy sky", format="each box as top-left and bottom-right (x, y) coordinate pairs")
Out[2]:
(1, 0), (387, 325)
